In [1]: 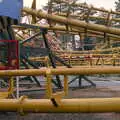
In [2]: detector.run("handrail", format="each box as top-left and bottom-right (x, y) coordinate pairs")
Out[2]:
(0, 67), (119, 76)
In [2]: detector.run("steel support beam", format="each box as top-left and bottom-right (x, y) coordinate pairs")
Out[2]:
(1, 97), (120, 113)
(0, 67), (120, 76)
(42, 31), (62, 88)
(13, 24), (120, 40)
(23, 8), (120, 35)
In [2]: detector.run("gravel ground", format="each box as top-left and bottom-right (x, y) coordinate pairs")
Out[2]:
(0, 113), (119, 120)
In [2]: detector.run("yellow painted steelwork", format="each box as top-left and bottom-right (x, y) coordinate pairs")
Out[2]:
(55, 47), (120, 54)
(1, 97), (120, 113)
(0, 67), (119, 113)
(29, 54), (120, 66)
(0, 77), (14, 99)
(13, 24), (120, 42)
(46, 69), (68, 104)
(29, 56), (50, 67)
(23, 8), (120, 35)
(0, 67), (119, 77)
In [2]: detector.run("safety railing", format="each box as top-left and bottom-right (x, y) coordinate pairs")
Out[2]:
(0, 67), (120, 113)
(29, 53), (120, 66)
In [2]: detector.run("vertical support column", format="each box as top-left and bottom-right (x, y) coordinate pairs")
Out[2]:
(8, 77), (14, 94)
(79, 33), (84, 51)
(84, 5), (91, 48)
(46, 69), (52, 98)
(104, 10), (111, 47)
(78, 75), (82, 87)
(16, 76), (19, 98)
(64, 75), (68, 96)
(72, 35), (75, 50)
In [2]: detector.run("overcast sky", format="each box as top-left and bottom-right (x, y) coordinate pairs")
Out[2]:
(24, 0), (116, 10)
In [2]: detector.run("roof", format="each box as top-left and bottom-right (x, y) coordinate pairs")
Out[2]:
(0, 0), (23, 20)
